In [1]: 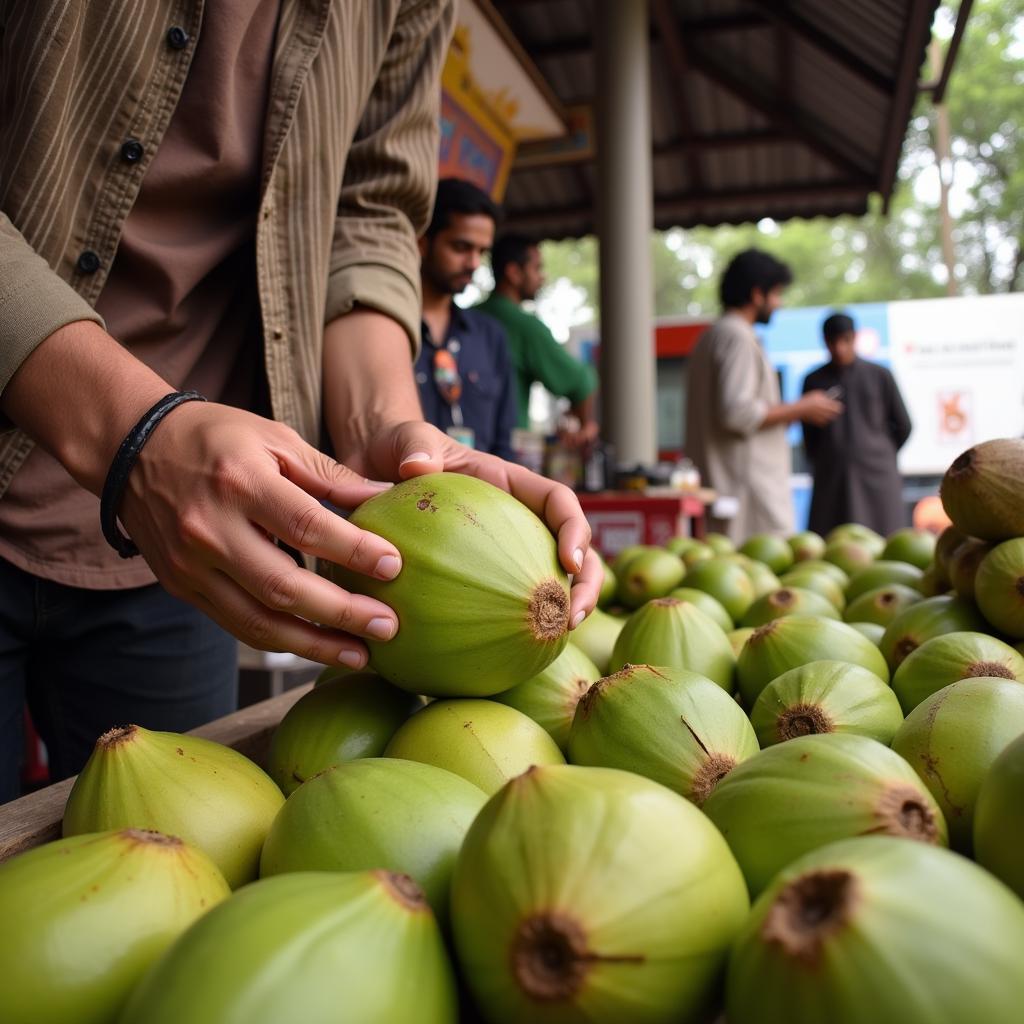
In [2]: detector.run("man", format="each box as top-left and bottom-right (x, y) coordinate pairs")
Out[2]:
(477, 234), (599, 447)
(415, 179), (517, 460)
(684, 249), (843, 542)
(0, 4), (599, 801)
(802, 312), (913, 536)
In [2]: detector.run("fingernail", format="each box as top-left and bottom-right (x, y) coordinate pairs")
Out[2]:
(571, 610), (586, 629)
(366, 617), (396, 641)
(572, 548), (584, 572)
(338, 649), (365, 668)
(365, 479), (394, 490)
(400, 452), (432, 466)
(374, 554), (402, 580)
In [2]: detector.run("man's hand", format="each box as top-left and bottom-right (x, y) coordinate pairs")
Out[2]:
(350, 421), (601, 628)
(797, 390), (844, 426)
(119, 402), (408, 669)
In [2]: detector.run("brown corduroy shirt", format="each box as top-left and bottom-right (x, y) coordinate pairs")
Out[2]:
(0, 1), (452, 520)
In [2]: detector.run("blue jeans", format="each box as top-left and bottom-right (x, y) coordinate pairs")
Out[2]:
(0, 556), (237, 804)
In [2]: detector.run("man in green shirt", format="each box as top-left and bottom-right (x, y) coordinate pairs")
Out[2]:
(477, 235), (599, 447)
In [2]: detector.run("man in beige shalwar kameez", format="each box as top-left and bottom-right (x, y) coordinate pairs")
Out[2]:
(685, 250), (843, 543)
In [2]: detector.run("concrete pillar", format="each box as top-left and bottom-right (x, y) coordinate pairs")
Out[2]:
(595, 0), (657, 466)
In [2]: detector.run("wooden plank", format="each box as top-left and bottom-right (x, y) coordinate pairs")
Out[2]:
(0, 684), (312, 863)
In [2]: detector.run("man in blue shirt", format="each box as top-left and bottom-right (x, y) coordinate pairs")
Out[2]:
(416, 178), (517, 460)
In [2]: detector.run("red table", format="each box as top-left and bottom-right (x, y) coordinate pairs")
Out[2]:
(579, 489), (709, 558)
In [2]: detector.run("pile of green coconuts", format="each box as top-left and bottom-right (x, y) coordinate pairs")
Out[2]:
(4, 446), (1024, 1024)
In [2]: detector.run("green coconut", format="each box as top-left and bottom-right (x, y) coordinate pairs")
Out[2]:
(881, 527), (937, 569)
(615, 548), (686, 609)
(727, 626), (756, 658)
(667, 586), (733, 631)
(975, 537), (1024, 639)
(792, 559), (850, 588)
(681, 558), (756, 623)
(493, 643), (601, 752)
(0, 829), (229, 1024)
(891, 677), (1024, 853)
(267, 674), (420, 795)
(917, 562), (952, 596)
(787, 530), (826, 563)
(750, 661), (903, 748)
(779, 568), (846, 611)
(846, 621), (885, 645)
(450, 764), (750, 1024)
(891, 630), (1024, 713)
(844, 560), (924, 602)
(610, 544), (654, 573)
(725, 836), (1024, 1024)
(608, 598), (735, 690)
(740, 533), (795, 574)
(842, 583), (923, 627)
(565, 606), (624, 674)
(705, 531), (735, 554)
(121, 871), (456, 1024)
(940, 438), (1024, 540)
(664, 536), (708, 561)
(935, 524), (968, 572)
(740, 586), (840, 628)
(328, 473), (571, 697)
(823, 539), (876, 577)
(974, 733), (1024, 898)
(63, 726), (285, 889)
(826, 523), (886, 556)
(383, 699), (564, 794)
(736, 616), (889, 709)
(879, 594), (988, 672)
(702, 733), (947, 896)
(947, 537), (995, 601)
(596, 551), (617, 608)
(259, 758), (486, 919)
(737, 556), (784, 599)
(567, 665), (759, 805)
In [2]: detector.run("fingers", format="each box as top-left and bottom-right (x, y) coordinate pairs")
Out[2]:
(248, 468), (404, 582)
(190, 571), (373, 668)
(217, 520), (399, 641)
(569, 546), (602, 627)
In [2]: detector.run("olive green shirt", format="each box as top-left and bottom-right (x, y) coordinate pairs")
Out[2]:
(0, 0), (453, 496)
(476, 292), (597, 430)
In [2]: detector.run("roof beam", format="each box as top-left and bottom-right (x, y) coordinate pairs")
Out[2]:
(686, 48), (876, 183)
(651, 0), (704, 190)
(522, 13), (768, 62)
(744, 0), (895, 94)
(511, 181), (871, 231)
(878, 0), (933, 207)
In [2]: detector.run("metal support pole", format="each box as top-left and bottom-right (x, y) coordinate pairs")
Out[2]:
(595, 0), (657, 467)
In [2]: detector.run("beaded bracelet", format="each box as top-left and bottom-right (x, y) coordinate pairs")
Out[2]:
(100, 390), (207, 558)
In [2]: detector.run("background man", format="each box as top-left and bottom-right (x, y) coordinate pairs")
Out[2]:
(478, 234), (598, 448)
(416, 179), (517, 460)
(685, 249), (843, 541)
(802, 312), (913, 535)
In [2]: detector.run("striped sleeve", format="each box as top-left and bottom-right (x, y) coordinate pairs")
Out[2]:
(324, 0), (454, 357)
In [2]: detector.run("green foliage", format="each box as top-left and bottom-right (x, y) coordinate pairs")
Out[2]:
(538, 0), (1022, 320)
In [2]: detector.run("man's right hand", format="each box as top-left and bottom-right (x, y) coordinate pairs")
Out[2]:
(798, 390), (844, 426)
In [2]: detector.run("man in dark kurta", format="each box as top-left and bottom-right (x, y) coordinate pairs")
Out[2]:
(801, 313), (913, 536)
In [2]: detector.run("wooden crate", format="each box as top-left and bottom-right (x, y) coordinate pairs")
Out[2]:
(0, 684), (312, 863)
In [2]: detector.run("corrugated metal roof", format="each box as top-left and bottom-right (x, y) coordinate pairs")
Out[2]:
(494, 0), (943, 238)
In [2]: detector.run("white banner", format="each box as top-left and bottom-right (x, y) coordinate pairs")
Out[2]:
(887, 293), (1024, 475)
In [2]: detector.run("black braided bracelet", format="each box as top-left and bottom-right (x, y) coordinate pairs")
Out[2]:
(100, 390), (207, 558)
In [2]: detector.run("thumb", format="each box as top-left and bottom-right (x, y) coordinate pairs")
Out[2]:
(392, 422), (448, 480)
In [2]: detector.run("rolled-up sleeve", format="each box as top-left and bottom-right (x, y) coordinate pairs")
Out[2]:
(714, 330), (770, 437)
(324, 0), (455, 358)
(0, 212), (103, 397)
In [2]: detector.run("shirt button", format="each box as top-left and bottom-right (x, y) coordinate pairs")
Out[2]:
(166, 26), (189, 49)
(76, 250), (101, 274)
(120, 139), (144, 164)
